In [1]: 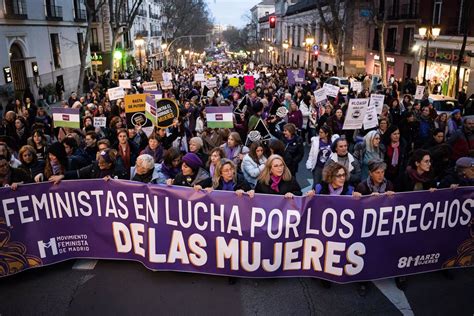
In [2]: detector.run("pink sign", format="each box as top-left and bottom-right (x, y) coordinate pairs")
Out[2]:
(244, 76), (255, 90)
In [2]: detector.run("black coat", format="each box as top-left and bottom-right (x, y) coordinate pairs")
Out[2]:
(255, 177), (302, 196)
(64, 162), (128, 180)
(283, 135), (304, 175)
(215, 174), (251, 192)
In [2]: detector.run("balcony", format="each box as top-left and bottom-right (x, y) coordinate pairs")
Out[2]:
(150, 13), (160, 20)
(4, 0), (28, 19)
(386, 1), (419, 20)
(138, 9), (147, 17)
(90, 42), (102, 52)
(45, 5), (63, 21)
(151, 30), (162, 37)
(74, 8), (86, 22)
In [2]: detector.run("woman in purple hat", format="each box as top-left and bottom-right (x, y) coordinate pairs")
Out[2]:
(167, 152), (212, 189)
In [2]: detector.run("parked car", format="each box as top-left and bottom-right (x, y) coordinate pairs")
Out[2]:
(325, 77), (350, 95)
(428, 94), (458, 114)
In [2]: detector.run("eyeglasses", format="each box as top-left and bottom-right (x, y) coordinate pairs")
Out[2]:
(335, 173), (346, 178)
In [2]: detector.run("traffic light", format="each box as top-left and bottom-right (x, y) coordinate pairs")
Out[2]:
(313, 50), (319, 61)
(269, 16), (276, 28)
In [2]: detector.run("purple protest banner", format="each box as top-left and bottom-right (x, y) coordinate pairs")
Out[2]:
(287, 69), (305, 86)
(0, 180), (473, 282)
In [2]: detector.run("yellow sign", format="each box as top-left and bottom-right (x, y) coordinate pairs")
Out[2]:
(229, 77), (239, 87)
(125, 94), (146, 113)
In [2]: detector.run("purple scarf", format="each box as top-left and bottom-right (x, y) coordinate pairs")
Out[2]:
(222, 180), (235, 191)
(329, 185), (344, 195)
(161, 163), (180, 179)
(270, 175), (282, 192)
(142, 145), (163, 163)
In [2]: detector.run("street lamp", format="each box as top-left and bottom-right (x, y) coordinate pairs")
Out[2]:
(419, 26), (441, 84)
(282, 41), (289, 65)
(134, 36), (145, 70)
(305, 36), (315, 69)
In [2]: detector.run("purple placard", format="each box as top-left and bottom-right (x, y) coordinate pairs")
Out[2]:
(287, 69), (305, 85)
(0, 180), (473, 282)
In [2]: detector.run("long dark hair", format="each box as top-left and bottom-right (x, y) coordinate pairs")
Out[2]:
(248, 141), (265, 164)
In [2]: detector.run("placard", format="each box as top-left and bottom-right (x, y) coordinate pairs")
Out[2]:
(52, 108), (80, 128)
(229, 77), (239, 87)
(160, 81), (173, 90)
(363, 102), (378, 130)
(107, 87), (125, 101)
(244, 76), (255, 90)
(156, 98), (180, 128)
(415, 85), (425, 100)
(206, 106), (234, 128)
(152, 70), (163, 82)
(93, 117), (107, 128)
(343, 98), (369, 130)
(369, 94), (385, 115)
(145, 96), (157, 124)
(194, 74), (206, 82)
(351, 81), (362, 93)
(124, 94), (152, 131)
(314, 88), (328, 105)
(287, 69), (305, 85)
(142, 81), (158, 91)
(162, 72), (173, 83)
(206, 78), (217, 89)
(119, 79), (132, 89)
(323, 83), (340, 98)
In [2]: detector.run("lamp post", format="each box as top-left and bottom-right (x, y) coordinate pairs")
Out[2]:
(177, 48), (182, 67)
(161, 42), (168, 68)
(259, 48), (264, 63)
(419, 26), (441, 84)
(282, 41), (289, 66)
(305, 36), (315, 69)
(134, 36), (145, 70)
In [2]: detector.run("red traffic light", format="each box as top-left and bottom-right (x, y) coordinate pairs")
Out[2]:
(269, 16), (276, 28)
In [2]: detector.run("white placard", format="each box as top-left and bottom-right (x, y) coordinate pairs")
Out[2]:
(351, 81), (362, 93)
(370, 94), (385, 115)
(206, 78), (217, 88)
(142, 81), (158, 91)
(323, 83), (340, 98)
(415, 85), (425, 100)
(194, 73), (205, 82)
(314, 88), (327, 104)
(119, 79), (132, 89)
(343, 98), (369, 130)
(93, 117), (107, 128)
(197, 68), (204, 74)
(107, 87), (125, 101)
(160, 81), (173, 90)
(162, 72), (173, 83)
(363, 102), (378, 130)
(207, 90), (215, 98)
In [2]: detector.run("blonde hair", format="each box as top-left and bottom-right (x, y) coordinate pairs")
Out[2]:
(212, 158), (237, 188)
(258, 154), (292, 185)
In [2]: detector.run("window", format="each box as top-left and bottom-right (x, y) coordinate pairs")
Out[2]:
(433, 0), (442, 25)
(50, 33), (61, 68)
(386, 27), (397, 52)
(401, 27), (413, 53)
(77, 32), (84, 60)
(373, 28), (379, 50)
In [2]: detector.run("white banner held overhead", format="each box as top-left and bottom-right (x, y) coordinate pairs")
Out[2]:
(351, 81), (362, 93)
(343, 98), (369, 130)
(314, 88), (328, 104)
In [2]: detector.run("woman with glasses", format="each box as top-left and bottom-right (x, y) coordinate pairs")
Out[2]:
(306, 162), (360, 197)
(353, 131), (385, 181)
(398, 149), (436, 192)
(255, 154), (302, 198)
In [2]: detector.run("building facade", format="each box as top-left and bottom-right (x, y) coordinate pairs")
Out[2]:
(256, 0), (369, 76)
(414, 0), (474, 96)
(0, 0), (88, 100)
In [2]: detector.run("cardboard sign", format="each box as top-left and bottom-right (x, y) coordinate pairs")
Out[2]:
(119, 79), (132, 89)
(323, 83), (340, 98)
(206, 78), (217, 89)
(162, 72), (173, 83)
(194, 73), (206, 82)
(152, 70), (163, 82)
(229, 77), (239, 87)
(107, 87), (125, 101)
(124, 94), (146, 113)
(314, 88), (328, 105)
(156, 98), (180, 128)
(343, 98), (369, 130)
(244, 76), (255, 90)
(142, 81), (158, 91)
(351, 81), (362, 93)
(93, 117), (107, 128)
(160, 81), (173, 90)
(363, 102), (378, 130)
(415, 85), (425, 100)
(370, 94), (385, 115)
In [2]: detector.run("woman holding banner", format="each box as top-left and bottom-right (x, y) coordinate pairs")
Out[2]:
(255, 154), (302, 198)
(306, 162), (360, 197)
(166, 152), (212, 190)
(207, 159), (253, 197)
(355, 160), (395, 196)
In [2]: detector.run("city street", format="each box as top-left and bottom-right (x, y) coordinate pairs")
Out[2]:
(0, 259), (473, 315)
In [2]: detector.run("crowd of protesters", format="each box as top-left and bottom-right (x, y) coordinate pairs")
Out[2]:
(0, 61), (473, 293)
